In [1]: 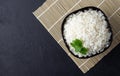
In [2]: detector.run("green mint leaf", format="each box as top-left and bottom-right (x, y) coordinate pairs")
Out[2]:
(80, 47), (88, 55)
(73, 39), (83, 47)
(70, 39), (88, 55)
(70, 39), (83, 52)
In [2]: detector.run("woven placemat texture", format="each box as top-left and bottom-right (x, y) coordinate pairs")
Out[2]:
(33, 0), (120, 73)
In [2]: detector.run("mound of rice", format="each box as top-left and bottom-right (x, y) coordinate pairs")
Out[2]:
(63, 9), (112, 57)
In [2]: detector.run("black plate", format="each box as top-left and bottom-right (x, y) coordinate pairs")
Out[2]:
(61, 6), (113, 59)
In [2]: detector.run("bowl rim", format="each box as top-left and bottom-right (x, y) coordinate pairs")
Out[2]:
(61, 6), (113, 59)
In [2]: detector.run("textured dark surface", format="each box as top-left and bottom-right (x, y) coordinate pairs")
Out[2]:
(0, 0), (120, 76)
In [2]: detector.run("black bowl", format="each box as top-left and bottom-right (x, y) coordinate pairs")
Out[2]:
(61, 6), (113, 59)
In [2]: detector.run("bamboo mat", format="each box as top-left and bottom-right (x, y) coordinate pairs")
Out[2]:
(33, 0), (120, 73)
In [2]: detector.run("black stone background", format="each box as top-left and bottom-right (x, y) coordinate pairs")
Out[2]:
(0, 0), (120, 76)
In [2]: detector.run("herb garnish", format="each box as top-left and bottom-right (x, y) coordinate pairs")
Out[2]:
(70, 39), (88, 55)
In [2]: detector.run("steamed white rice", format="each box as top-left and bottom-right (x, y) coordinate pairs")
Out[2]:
(64, 9), (111, 57)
